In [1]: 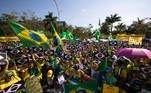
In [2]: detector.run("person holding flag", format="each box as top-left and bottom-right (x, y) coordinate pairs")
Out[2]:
(50, 24), (64, 57)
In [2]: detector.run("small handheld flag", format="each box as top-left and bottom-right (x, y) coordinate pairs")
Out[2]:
(116, 36), (119, 42)
(108, 33), (113, 41)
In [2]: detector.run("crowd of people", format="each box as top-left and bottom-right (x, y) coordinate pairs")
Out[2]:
(0, 41), (151, 93)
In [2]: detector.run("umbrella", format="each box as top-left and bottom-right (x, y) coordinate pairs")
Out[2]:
(115, 48), (151, 59)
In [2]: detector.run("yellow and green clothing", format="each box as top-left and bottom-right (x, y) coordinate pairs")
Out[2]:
(133, 60), (140, 71)
(65, 67), (75, 76)
(0, 70), (21, 90)
(102, 74), (117, 85)
(53, 59), (60, 80)
(47, 70), (53, 78)
(106, 76), (117, 85)
(36, 61), (47, 79)
(73, 72), (81, 81)
(143, 58), (150, 66)
(115, 66), (127, 80)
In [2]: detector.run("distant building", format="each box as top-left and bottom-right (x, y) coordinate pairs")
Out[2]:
(58, 21), (67, 27)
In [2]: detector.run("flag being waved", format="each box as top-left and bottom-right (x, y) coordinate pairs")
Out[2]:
(8, 20), (50, 49)
(95, 29), (101, 41)
(61, 32), (67, 39)
(51, 24), (63, 47)
(116, 36), (119, 42)
(66, 29), (76, 41)
(108, 33), (113, 41)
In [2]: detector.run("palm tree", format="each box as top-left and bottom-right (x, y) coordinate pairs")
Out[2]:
(44, 12), (58, 31)
(105, 13), (121, 33)
(130, 18), (148, 34)
(115, 23), (127, 34)
(43, 12), (58, 38)
(100, 22), (110, 35)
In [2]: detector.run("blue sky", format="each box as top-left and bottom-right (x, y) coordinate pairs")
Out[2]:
(0, 0), (151, 29)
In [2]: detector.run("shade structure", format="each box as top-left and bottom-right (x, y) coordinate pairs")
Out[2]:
(115, 48), (151, 59)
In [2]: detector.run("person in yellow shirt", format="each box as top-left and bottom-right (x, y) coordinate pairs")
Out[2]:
(115, 61), (127, 85)
(66, 65), (92, 82)
(142, 58), (150, 66)
(133, 59), (140, 71)
(0, 58), (21, 90)
(32, 54), (48, 79)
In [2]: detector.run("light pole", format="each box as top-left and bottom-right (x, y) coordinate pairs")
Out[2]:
(52, 0), (61, 33)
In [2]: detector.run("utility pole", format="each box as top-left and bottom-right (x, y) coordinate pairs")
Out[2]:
(52, 0), (61, 33)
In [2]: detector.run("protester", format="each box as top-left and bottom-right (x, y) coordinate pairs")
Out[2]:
(0, 41), (151, 93)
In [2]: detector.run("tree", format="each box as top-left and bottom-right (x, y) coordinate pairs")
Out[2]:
(105, 13), (121, 33)
(128, 18), (148, 34)
(0, 11), (46, 36)
(100, 22), (110, 35)
(114, 23), (127, 34)
(44, 12), (58, 31)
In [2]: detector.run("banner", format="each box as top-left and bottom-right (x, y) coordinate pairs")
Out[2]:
(117, 34), (145, 40)
(0, 37), (20, 42)
(103, 83), (119, 93)
(128, 37), (143, 45)
(117, 34), (129, 40)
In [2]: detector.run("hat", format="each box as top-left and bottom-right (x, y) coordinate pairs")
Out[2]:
(5, 71), (13, 77)
(47, 70), (53, 77)
(74, 56), (77, 59)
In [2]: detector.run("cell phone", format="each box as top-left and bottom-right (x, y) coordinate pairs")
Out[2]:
(0, 52), (7, 66)
(0, 52), (7, 62)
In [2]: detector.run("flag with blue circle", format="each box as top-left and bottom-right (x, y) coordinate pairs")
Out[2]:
(66, 29), (76, 41)
(51, 24), (63, 47)
(8, 20), (50, 49)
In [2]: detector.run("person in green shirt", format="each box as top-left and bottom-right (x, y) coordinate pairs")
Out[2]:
(28, 62), (39, 77)
(49, 56), (55, 64)
(53, 56), (61, 80)
(101, 68), (117, 86)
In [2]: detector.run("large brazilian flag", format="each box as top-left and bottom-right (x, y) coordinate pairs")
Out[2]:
(8, 20), (50, 49)
(51, 24), (63, 47)
(64, 80), (99, 93)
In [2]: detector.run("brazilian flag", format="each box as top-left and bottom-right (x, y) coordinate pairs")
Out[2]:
(95, 29), (101, 41)
(8, 20), (50, 49)
(61, 32), (67, 39)
(51, 24), (63, 47)
(116, 36), (119, 42)
(64, 80), (99, 93)
(108, 33), (113, 41)
(66, 29), (76, 41)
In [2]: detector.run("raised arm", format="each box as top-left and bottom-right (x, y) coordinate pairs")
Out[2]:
(0, 58), (9, 79)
